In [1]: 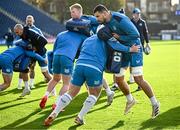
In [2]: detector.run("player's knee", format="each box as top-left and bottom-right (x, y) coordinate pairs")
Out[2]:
(134, 76), (143, 84)
(53, 75), (61, 82)
(4, 82), (11, 88)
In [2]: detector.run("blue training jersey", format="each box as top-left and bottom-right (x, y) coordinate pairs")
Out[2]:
(106, 12), (141, 47)
(30, 25), (44, 36)
(1, 46), (45, 63)
(53, 31), (87, 60)
(76, 35), (131, 72)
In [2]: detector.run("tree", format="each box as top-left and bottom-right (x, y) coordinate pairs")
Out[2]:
(27, 0), (125, 22)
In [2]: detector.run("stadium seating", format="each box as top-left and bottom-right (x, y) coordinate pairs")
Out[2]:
(0, 12), (16, 38)
(0, 0), (65, 38)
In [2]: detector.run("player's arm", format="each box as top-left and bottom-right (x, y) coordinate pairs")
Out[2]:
(143, 21), (151, 52)
(52, 37), (58, 52)
(143, 21), (149, 44)
(113, 19), (140, 42)
(107, 39), (139, 53)
(25, 50), (47, 63)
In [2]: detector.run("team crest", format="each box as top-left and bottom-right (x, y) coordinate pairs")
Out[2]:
(64, 69), (70, 73)
(94, 80), (100, 85)
(6, 69), (10, 73)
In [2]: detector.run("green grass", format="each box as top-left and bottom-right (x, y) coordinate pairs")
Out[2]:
(0, 40), (180, 130)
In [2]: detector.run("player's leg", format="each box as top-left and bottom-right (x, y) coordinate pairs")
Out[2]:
(39, 55), (62, 109)
(52, 74), (71, 110)
(132, 67), (160, 118)
(44, 65), (84, 126)
(115, 53), (137, 115)
(17, 72), (23, 89)
(20, 72), (31, 97)
(29, 61), (36, 89)
(115, 68), (137, 115)
(0, 73), (12, 91)
(38, 54), (52, 82)
(131, 52), (160, 118)
(129, 67), (135, 84)
(51, 56), (73, 109)
(102, 78), (114, 105)
(75, 67), (103, 125)
(111, 74), (119, 91)
(40, 74), (61, 109)
(42, 70), (52, 82)
(0, 59), (13, 91)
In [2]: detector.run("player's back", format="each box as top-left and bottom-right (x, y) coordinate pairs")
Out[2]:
(53, 31), (87, 60)
(1, 46), (25, 61)
(30, 25), (44, 36)
(77, 34), (107, 72)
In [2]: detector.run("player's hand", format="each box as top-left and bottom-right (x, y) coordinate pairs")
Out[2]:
(130, 44), (140, 52)
(112, 33), (120, 39)
(44, 59), (48, 64)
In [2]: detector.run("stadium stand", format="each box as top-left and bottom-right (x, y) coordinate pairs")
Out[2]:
(0, 12), (16, 38)
(0, 0), (65, 39)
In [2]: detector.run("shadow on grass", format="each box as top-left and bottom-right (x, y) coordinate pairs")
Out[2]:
(0, 88), (23, 96)
(68, 124), (83, 130)
(107, 120), (124, 130)
(0, 108), (44, 129)
(1, 84), (131, 129)
(0, 92), (87, 129)
(1, 89), (123, 129)
(139, 106), (180, 130)
(0, 98), (41, 111)
(0, 81), (47, 97)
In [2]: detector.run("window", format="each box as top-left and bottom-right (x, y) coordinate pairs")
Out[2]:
(149, 2), (158, 12)
(162, 13), (168, 20)
(162, 1), (169, 9)
(127, 2), (134, 12)
(49, 2), (56, 13)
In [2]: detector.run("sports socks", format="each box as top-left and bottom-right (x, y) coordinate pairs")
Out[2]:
(105, 87), (113, 96)
(29, 78), (34, 87)
(150, 96), (158, 106)
(126, 94), (133, 103)
(24, 81), (29, 90)
(54, 93), (72, 115)
(18, 78), (23, 86)
(78, 95), (97, 120)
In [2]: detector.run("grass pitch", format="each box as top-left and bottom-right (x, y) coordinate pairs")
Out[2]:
(0, 40), (180, 130)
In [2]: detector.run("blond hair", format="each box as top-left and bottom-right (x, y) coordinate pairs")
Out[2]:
(69, 3), (83, 14)
(14, 24), (23, 30)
